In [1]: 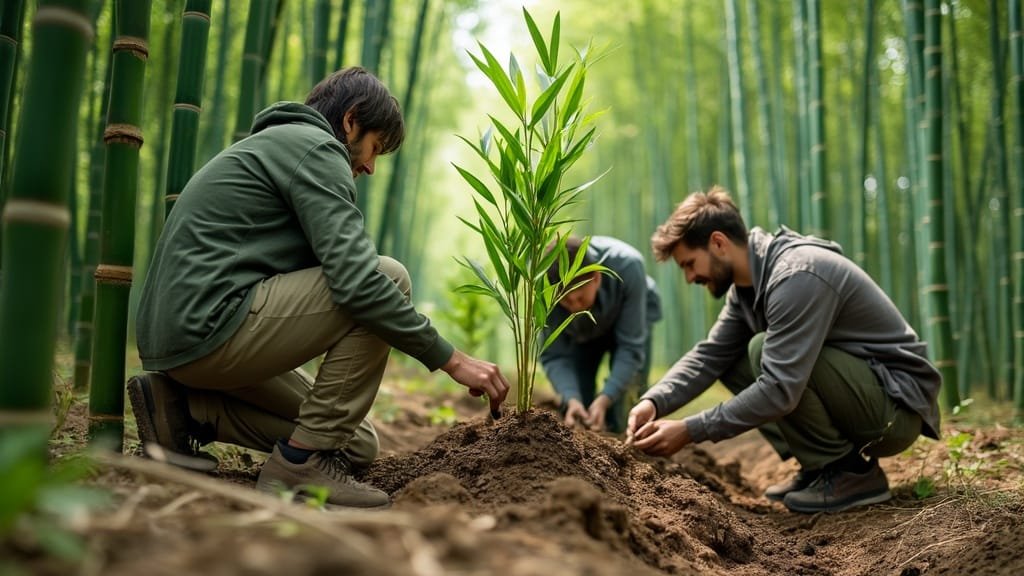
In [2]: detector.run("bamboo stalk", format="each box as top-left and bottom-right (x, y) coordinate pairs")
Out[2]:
(0, 0), (95, 438)
(1010, 0), (1024, 415)
(922, 0), (958, 409)
(165, 0), (212, 218)
(724, 0), (752, 224)
(0, 0), (26, 271)
(88, 0), (152, 449)
(232, 0), (269, 142)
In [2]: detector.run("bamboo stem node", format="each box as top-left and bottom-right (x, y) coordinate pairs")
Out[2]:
(94, 264), (134, 285)
(113, 36), (150, 60)
(0, 409), (54, 426)
(2, 198), (70, 228)
(183, 10), (212, 23)
(173, 102), (201, 114)
(33, 6), (94, 41)
(103, 123), (144, 147)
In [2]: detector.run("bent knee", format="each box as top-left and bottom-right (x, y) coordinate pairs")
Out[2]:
(377, 256), (412, 298)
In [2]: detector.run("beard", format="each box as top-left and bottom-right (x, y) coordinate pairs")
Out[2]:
(702, 254), (734, 299)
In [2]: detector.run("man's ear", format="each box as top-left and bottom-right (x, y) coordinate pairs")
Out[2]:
(708, 229), (733, 254)
(342, 109), (359, 141)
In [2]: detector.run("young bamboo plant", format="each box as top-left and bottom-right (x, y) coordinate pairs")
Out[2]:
(454, 9), (609, 414)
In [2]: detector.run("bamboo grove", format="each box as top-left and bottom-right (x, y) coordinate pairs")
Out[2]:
(0, 0), (1022, 454)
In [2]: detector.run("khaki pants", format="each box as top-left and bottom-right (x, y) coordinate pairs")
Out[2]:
(168, 258), (411, 469)
(720, 333), (922, 470)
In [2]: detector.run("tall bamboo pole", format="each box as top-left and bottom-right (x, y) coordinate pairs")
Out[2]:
(0, 0), (26, 272)
(311, 0), (331, 85)
(233, 0), (269, 142)
(165, 0), (212, 218)
(989, 0), (1014, 396)
(88, 0), (152, 449)
(724, 0), (751, 225)
(378, 0), (431, 256)
(793, 0), (810, 231)
(74, 32), (114, 392)
(334, 0), (354, 69)
(806, 0), (827, 238)
(747, 0), (781, 226)
(858, 0), (877, 270)
(922, 0), (957, 410)
(200, 0), (230, 161)
(683, 1), (702, 193)
(0, 0), (95, 444)
(1010, 0), (1024, 414)
(770, 1), (791, 225)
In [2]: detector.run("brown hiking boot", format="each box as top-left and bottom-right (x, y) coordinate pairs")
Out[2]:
(783, 460), (892, 513)
(256, 445), (390, 509)
(126, 373), (219, 472)
(764, 468), (821, 502)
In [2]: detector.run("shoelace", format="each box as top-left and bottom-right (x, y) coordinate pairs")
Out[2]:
(315, 450), (358, 483)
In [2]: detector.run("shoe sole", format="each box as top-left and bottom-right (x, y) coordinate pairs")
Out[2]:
(255, 477), (391, 510)
(127, 377), (219, 473)
(784, 489), (892, 513)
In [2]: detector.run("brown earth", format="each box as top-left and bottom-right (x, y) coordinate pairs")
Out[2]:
(7, 384), (1024, 576)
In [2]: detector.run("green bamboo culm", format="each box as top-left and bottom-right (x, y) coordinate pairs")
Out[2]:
(233, 0), (269, 142)
(455, 9), (611, 413)
(806, 0), (827, 238)
(310, 0), (331, 85)
(922, 0), (958, 410)
(165, 0), (212, 218)
(0, 0), (26, 272)
(88, 0), (152, 450)
(1010, 0), (1024, 417)
(0, 0), (95, 444)
(724, 0), (752, 225)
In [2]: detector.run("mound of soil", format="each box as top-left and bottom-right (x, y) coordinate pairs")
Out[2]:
(364, 409), (759, 574)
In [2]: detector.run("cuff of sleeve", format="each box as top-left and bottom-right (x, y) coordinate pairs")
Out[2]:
(683, 413), (710, 444)
(419, 335), (456, 371)
(640, 392), (668, 419)
(600, 381), (623, 404)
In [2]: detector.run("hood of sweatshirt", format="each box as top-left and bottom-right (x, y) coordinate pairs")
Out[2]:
(249, 102), (351, 159)
(749, 225), (843, 311)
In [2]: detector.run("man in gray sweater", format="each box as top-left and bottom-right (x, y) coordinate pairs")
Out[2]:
(626, 187), (941, 513)
(541, 236), (662, 433)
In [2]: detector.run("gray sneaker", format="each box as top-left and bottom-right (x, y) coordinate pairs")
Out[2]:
(764, 468), (821, 502)
(783, 460), (891, 513)
(126, 373), (219, 472)
(256, 445), (390, 509)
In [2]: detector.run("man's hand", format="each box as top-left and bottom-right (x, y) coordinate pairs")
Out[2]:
(625, 399), (657, 445)
(564, 398), (588, 428)
(585, 394), (612, 431)
(441, 349), (510, 415)
(632, 419), (691, 456)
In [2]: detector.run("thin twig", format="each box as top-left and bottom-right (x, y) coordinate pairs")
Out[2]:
(109, 485), (151, 530)
(896, 533), (975, 568)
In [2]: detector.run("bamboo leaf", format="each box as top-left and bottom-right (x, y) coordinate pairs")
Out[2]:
(549, 13), (561, 71)
(454, 164), (498, 206)
(523, 8), (552, 74)
(489, 115), (529, 167)
(530, 65), (574, 129)
(509, 53), (527, 111)
(559, 65), (586, 127)
(456, 215), (482, 234)
(542, 311), (594, 352)
(469, 46), (524, 119)
(455, 135), (503, 180)
(480, 125), (494, 156)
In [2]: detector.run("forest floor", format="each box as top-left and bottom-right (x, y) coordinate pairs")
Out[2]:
(5, 367), (1024, 576)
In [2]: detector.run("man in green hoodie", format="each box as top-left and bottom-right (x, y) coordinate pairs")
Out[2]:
(626, 187), (941, 513)
(129, 67), (510, 508)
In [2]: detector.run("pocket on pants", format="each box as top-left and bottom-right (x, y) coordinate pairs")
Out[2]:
(249, 279), (270, 315)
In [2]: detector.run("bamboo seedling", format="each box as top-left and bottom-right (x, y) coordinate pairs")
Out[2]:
(454, 9), (610, 414)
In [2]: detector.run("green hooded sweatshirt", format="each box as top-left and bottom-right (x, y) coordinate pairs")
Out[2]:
(136, 102), (453, 371)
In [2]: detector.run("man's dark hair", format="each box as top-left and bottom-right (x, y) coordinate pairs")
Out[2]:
(651, 186), (748, 261)
(305, 67), (405, 154)
(546, 236), (597, 285)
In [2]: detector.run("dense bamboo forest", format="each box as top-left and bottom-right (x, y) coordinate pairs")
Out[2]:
(0, 0), (1022, 448)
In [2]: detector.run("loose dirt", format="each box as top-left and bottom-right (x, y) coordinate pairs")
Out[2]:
(7, 385), (1024, 576)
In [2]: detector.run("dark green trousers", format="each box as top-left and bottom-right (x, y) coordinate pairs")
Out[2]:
(719, 333), (922, 470)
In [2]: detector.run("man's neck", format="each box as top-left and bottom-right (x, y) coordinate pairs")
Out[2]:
(732, 243), (753, 287)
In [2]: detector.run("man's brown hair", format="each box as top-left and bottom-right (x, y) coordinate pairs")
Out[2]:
(650, 186), (748, 261)
(305, 67), (405, 154)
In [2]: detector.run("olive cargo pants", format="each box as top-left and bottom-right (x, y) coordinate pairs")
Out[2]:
(168, 258), (412, 469)
(720, 333), (923, 470)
